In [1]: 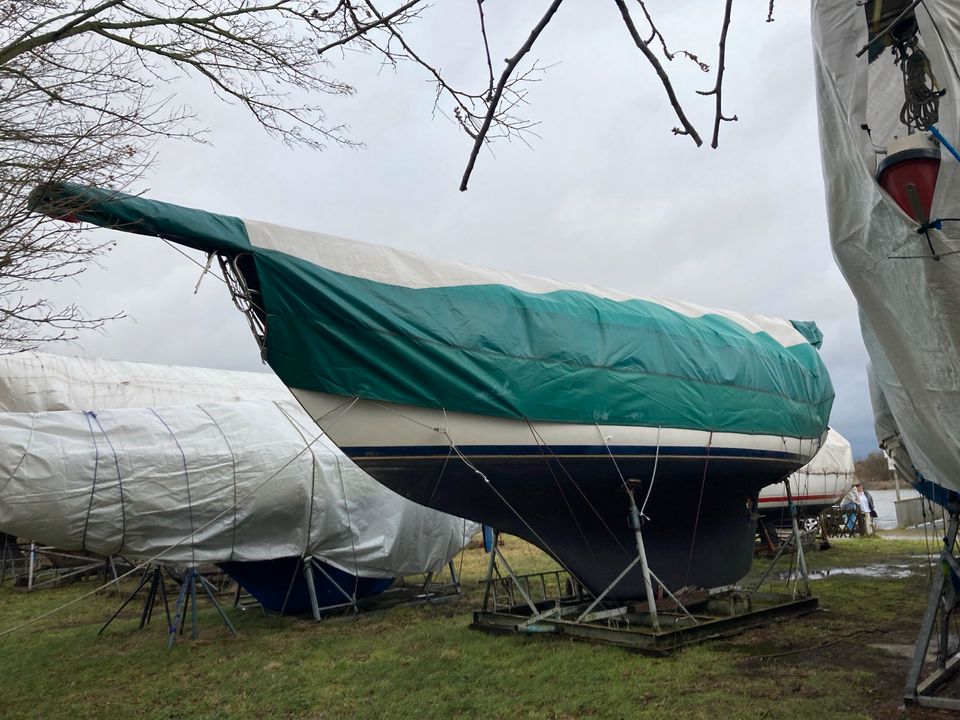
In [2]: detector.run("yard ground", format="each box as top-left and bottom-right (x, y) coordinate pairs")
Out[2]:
(0, 535), (957, 720)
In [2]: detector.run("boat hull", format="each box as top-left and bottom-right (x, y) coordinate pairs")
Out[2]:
(221, 557), (394, 613)
(295, 390), (816, 597)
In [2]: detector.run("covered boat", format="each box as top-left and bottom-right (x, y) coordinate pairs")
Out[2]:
(757, 428), (855, 524)
(0, 353), (476, 612)
(813, 0), (960, 497)
(32, 184), (835, 599)
(813, 4), (960, 705)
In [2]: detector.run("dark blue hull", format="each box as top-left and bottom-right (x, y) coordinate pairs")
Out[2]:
(221, 557), (394, 614)
(348, 449), (802, 599)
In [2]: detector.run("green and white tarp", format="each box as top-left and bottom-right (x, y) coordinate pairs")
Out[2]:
(32, 184), (834, 440)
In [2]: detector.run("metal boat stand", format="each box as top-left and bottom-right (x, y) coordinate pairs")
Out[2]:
(750, 480), (813, 601)
(99, 565), (237, 647)
(299, 555), (358, 620)
(0, 538), (114, 590)
(272, 555), (465, 622)
(471, 479), (818, 653)
(904, 502), (960, 710)
(0, 534), (27, 586)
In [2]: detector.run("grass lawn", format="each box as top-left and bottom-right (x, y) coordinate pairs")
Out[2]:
(0, 535), (950, 720)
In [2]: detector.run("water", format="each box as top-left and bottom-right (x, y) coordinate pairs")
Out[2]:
(870, 487), (921, 530)
(777, 563), (920, 581)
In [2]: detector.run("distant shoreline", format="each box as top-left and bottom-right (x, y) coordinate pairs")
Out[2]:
(861, 479), (897, 491)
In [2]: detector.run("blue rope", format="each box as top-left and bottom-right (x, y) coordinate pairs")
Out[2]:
(928, 125), (960, 163)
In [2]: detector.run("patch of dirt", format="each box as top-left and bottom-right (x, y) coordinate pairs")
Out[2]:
(727, 611), (959, 719)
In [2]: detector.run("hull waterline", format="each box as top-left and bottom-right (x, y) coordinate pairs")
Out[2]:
(295, 390), (814, 596)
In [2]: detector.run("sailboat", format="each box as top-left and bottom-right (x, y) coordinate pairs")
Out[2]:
(31, 183), (834, 599)
(0, 352), (475, 613)
(757, 428), (855, 525)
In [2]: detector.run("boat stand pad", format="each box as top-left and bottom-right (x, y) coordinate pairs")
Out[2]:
(470, 590), (819, 653)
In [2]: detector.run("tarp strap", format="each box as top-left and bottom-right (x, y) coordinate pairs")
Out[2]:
(81, 412), (101, 553)
(89, 413), (127, 556)
(197, 405), (240, 562)
(150, 408), (197, 568)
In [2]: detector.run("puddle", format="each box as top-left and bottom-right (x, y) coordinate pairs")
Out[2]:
(870, 643), (932, 660)
(776, 564), (920, 581)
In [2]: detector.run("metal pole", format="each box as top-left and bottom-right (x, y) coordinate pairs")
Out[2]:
(906, 506), (960, 703)
(785, 479), (811, 598)
(574, 555), (641, 623)
(198, 575), (238, 636)
(190, 569), (199, 640)
(448, 560), (462, 595)
(303, 556), (322, 622)
(309, 557), (356, 611)
(27, 542), (36, 592)
(0, 536), (8, 586)
(480, 530), (499, 611)
(492, 545), (541, 615)
(627, 487), (660, 631)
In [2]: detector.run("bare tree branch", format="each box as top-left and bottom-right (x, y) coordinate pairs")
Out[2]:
(4, 0), (769, 355)
(613, 0), (703, 146)
(633, 0), (709, 72)
(459, 0), (565, 191)
(696, 0), (737, 149)
(1, 0), (430, 350)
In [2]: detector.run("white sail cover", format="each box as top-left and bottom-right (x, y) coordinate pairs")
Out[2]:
(757, 428), (855, 509)
(813, 1), (960, 492)
(0, 353), (476, 577)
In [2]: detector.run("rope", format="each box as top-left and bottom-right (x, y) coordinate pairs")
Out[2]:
(595, 424), (632, 496)
(161, 240), (227, 286)
(640, 426), (662, 519)
(426, 447), (454, 507)
(525, 423), (630, 556)
(441, 428), (579, 582)
(277, 401), (361, 601)
(522, 423), (601, 565)
(331, 452), (361, 601)
(754, 624), (893, 661)
(456, 517), (468, 586)
(896, 36), (943, 131)
(683, 431), (713, 587)
(274, 403), (320, 562)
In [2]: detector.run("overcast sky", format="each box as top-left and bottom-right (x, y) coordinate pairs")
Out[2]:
(36, 3), (877, 458)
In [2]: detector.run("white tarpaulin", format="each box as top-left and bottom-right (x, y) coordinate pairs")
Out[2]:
(0, 351), (290, 412)
(813, 0), (960, 492)
(758, 427), (855, 509)
(0, 400), (475, 577)
(0, 353), (476, 577)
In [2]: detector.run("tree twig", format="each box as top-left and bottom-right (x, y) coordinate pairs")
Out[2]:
(696, 0), (737, 149)
(612, 0), (702, 146)
(459, 0), (565, 191)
